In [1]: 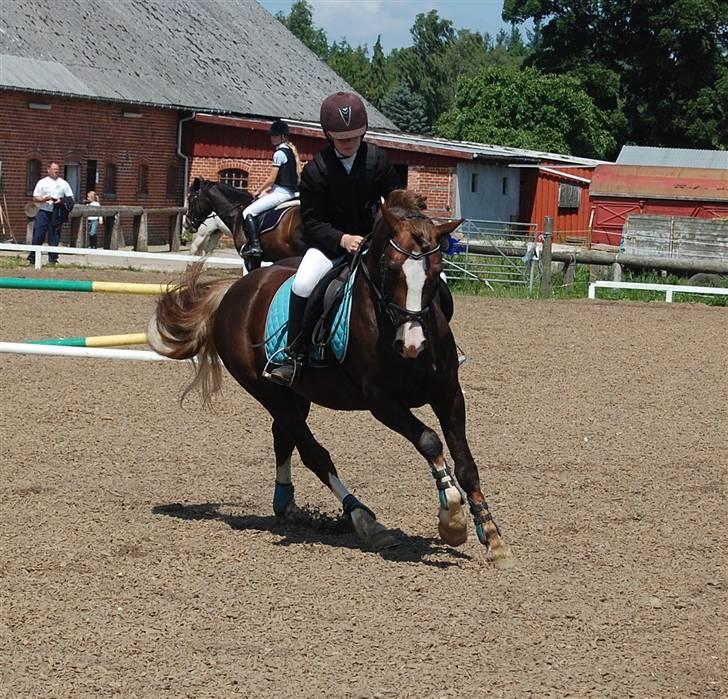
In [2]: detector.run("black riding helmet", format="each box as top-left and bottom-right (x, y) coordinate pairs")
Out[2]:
(269, 120), (290, 137)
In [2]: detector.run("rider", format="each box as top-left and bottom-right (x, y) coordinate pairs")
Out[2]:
(266, 91), (401, 386)
(240, 120), (302, 259)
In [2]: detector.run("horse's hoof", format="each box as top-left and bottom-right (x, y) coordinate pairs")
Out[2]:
(437, 494), (468, 547)
(487, 543), (514, 569)
(368, 528), (400, 551)
(275, 500), (302, 520)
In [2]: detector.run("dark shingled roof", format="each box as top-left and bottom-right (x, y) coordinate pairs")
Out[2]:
(0, 0), (395, 128)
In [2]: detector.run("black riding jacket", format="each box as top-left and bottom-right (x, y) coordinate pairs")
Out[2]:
(299, 141), (400, 259)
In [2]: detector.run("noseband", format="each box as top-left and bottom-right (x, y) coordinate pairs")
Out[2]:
(361, 235), (442, 329)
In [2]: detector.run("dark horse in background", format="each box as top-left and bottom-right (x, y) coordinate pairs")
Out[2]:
(150, 189), (510, 563)
(183, 177), (306, 271)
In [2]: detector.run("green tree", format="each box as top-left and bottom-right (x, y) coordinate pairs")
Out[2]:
(503, 0), (728, 148)
(396, 11), (456, 126)
(380, 83), (429, 134)
(435, 66), (615, 158)
(327, 41), (373, 100)
(276, 0), (328, 58)
(369, 36), (387, 108)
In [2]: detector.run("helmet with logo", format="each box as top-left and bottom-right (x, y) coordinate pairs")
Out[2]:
(320, 92), (368, 139)
(269, 119), (290, 137)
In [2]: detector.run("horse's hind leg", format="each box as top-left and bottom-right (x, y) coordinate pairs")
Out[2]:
(252, 386), (398, 550)
(271, 405), (308, 518)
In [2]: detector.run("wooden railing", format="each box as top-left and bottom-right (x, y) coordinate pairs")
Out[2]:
(24, 203), (187, 252)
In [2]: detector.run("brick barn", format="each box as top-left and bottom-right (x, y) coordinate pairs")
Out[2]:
(0, 0), (395, 245)
(1, 0), (604, 248)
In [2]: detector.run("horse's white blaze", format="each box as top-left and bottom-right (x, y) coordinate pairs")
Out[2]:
(396, 257), (426, 357)
(276, 456), (292, 485)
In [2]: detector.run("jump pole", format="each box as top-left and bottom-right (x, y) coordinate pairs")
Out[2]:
(0, 277), (178, 295)
(0, 342), (171, 361)
(26, 332), (149, 348)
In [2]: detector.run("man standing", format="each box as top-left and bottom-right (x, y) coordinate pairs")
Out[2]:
(28, 161), (74, 265)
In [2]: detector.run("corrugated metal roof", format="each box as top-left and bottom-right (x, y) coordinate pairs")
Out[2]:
(590, 164), (728, 202)
(0, 0), (395, 128)
(617, 145), (728, 170)
(280, 117), (607, 166)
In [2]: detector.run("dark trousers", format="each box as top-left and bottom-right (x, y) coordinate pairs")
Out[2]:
(28, 209), (62, 263)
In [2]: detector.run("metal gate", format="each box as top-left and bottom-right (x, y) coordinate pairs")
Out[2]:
(444, 219), (538, 287)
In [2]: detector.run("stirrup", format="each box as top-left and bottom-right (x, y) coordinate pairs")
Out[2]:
(263, 354), (303, 386)
(456, 344), (467, 367)
(240, 243), (262, 259)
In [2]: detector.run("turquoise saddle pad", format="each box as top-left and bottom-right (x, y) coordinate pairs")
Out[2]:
(264, 269), (357, 364)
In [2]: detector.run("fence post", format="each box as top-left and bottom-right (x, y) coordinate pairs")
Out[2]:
(133, 212), (149, 251)
(109, 213), (124, 250)
(71, 216), (83, 248)
(169, 212), (181, 252)
(541, 216), (553, 298)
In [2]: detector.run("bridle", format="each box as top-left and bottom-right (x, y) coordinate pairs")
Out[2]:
(360, 228), (443, 329)
(184, 188), (210, 231)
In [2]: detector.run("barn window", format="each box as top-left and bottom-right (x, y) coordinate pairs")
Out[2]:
(502, 177), (508, 195)
(470, 173), (478, 193)
(166, 166), (179, 199)
(137, 163), (149, 198)
(219, 168), (249, 190)
(558, 183), (581, 209)
(104, 162), (117, 197)
(27, 158), (41, 194)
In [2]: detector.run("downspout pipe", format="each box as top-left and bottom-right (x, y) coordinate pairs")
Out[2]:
(177, 111), (196, 200)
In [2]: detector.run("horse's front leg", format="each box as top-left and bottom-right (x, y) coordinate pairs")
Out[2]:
(369, 399), (469, 547)
(432, 386), (511, 564)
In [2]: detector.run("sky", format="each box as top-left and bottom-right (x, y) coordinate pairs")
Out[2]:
(257, 0), (514, 53)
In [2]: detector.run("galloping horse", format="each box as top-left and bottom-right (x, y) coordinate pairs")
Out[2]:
(150, 189), (510, 563)
(183, 177), (306, 270)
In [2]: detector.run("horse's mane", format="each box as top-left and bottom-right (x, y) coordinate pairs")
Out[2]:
(206, 179), (253, 204)
(385, 189), (427, 215)
(372, 189), (429, 240)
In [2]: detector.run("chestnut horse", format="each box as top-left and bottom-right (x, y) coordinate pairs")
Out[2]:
(183, 177), (306, 271)
(150, 190), (510, 563)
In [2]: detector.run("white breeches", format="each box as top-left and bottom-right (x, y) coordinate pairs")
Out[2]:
(242, 188), (294, 218)
(292, 247), (335, 298)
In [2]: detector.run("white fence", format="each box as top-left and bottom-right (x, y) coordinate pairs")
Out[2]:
(0, 242), (246, 270)
(588, 280), (728, 302)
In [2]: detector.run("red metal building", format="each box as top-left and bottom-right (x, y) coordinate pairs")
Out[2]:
(589, 164), (728, 246)
(518, 163), (597, 242)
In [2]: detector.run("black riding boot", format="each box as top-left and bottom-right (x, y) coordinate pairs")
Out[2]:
(266, 292), (308, 386)
(240, 214), (263, 259)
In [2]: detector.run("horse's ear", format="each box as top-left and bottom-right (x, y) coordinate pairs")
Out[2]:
(190, 177), (201, 192)
(381, 203), (401, 234)
(435, 218), (464, 241)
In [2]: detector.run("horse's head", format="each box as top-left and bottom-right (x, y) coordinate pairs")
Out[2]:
(184, 177), (213, 233)
(370, 190), (463, 359)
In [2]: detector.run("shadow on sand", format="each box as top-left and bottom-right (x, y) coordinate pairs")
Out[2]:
(153, 501), (471, 568)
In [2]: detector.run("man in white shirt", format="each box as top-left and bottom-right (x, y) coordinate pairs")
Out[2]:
(28, 161), (74, 265)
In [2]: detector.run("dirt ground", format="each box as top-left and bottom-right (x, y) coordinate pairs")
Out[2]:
(1, 265), (726, 698)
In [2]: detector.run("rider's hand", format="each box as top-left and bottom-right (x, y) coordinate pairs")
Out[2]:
(340, 234), (364, 254)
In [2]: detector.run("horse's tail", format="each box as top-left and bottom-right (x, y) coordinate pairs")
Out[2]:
(147, 262), (236, 407)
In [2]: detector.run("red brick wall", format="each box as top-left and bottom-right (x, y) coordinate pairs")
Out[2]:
(189, 157), (274, 195)
(0, 90), (183, 245)
(406, 166), (456, 217)
(189, 151), (457, 218)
